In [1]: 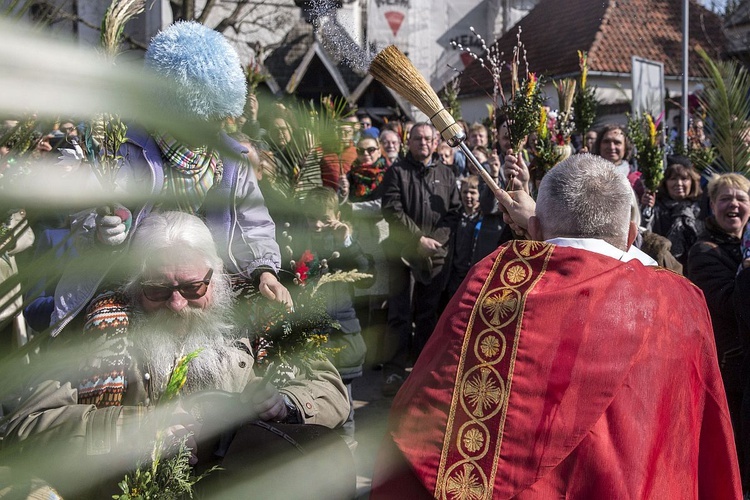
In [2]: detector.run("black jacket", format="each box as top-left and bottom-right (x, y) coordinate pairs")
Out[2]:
(687, 217), (745, 360)
(380, 153), (461, 252)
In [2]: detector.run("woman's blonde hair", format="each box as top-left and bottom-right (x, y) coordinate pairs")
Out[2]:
(707, 173), (750, 202)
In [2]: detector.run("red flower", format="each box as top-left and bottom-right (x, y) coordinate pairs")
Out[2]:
(296, 262), (309, 284)
(298, 250), (314, 265)
(295, 250), (315, 284)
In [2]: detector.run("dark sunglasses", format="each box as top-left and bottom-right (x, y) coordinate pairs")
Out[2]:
(357, 146), (378, 155)
(141, 269), (213, 302)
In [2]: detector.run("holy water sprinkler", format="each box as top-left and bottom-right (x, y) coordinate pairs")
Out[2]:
(368, 45), (504, 198)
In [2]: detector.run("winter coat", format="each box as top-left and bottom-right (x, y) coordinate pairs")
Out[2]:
(643, 197), (703, 268)
(380, 153), (461, 279)
(687, 216), (746, 423)
(4, 294), (349, 498)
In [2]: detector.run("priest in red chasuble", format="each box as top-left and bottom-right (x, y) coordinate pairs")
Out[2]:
(371, 154), (741, 499)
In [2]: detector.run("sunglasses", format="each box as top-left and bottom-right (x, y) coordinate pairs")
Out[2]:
(141, 269), (213, 302)
(357, 146), (379, 155)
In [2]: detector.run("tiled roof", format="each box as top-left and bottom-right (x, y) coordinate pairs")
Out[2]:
(459, 0), (726, 97)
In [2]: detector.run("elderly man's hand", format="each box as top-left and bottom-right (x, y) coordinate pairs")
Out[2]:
(259, 271), (294, 311)
(241, 379), (288, 422)
(496, 189), (537, 238)
(164, 403), (201, 465)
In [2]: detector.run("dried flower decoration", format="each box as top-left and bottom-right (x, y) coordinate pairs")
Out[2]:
(534, 107), (572, 176)
(451, 26), (503, 142)
(500, 28), (545, 152)
(553, 79), (577, 145)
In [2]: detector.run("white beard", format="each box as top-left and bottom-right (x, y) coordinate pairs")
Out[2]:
(129, 287), (240, 400)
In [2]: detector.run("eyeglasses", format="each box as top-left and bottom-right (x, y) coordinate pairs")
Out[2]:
(357, 146), (379, 155)
(141, 269), (213, 302)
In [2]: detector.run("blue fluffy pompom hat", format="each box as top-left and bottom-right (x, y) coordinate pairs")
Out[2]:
(145, 21), (246, 121)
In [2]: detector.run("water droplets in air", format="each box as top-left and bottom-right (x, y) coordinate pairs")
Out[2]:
(307, 0), (376, 73)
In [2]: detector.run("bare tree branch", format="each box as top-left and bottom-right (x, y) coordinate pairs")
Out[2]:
(196, 0), (217, 24)
(183, 0), (194, 20)
(212, 0), (251, 34)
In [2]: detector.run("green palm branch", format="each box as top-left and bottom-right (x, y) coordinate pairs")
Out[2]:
(696, 46), (750, 175)
(161, 349), (203, 403)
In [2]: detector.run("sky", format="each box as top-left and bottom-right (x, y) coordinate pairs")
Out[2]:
(697, 0), (730, 14)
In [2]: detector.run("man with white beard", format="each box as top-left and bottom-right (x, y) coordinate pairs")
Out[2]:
(5, 211), (352, 498)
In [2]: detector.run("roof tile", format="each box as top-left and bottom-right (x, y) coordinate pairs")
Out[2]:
(459, 0), (726, 97)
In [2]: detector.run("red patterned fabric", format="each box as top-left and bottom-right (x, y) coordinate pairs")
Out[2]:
(372, 241), (741, 499)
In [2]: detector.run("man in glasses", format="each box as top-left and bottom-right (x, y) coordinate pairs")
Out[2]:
(380, 122), (461, 396)
(5, 211), (352, 498)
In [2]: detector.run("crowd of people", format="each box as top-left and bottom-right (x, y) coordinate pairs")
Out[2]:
(1, 19), (749, 499)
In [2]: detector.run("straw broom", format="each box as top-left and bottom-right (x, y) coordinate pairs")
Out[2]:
(369, 45), (504, 199)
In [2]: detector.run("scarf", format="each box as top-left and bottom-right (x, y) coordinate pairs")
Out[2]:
(349, 157), (387, 201)
(155, 133), (223, 214)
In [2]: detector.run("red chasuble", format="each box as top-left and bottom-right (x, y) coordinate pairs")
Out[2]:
(372, 241), (741, 499)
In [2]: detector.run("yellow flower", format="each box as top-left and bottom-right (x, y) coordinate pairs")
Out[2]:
(526, 73), (537, 98)
(646, 114), (657, 147)
(578, 50), (588, 89)
(506, 264), (527, 284)
(537, 106), (548, 139)
(463, 428), (485, 453)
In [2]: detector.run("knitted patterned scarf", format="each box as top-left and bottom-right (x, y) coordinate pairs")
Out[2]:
(155, 133), (223, 214)
(349, 157), (387, 202)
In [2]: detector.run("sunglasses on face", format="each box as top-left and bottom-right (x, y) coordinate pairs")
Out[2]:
(141, 269), (213, 302)
(357, 146), (379, 155)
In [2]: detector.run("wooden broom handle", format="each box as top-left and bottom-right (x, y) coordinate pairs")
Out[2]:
(457, 142), (505, 200)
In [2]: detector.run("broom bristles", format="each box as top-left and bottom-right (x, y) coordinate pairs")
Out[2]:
(369, 45), (463, 142)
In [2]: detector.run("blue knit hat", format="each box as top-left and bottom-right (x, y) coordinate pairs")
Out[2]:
(145, 21), (246, 120)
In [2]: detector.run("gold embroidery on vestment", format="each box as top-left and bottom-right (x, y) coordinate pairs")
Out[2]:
(434, 241), (554, 500)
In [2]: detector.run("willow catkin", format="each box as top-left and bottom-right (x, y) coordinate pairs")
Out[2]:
(369, 45), (463, 142)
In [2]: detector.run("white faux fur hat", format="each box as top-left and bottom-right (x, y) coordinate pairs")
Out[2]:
(145, 21), (247, 120)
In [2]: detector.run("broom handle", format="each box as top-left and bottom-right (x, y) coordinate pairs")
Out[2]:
(457, 141), (505, 200)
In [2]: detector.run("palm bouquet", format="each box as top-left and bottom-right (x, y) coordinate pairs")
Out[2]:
(115, 350), (220, 499)
(533, 107), (560, 175)
(232, 256), (370, 386)
(627, 112), (664, 192)
(245, 57), (268, 93)
(573, 50), (598, 137)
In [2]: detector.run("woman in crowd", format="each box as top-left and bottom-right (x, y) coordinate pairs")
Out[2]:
(641, 156), (704, 268)
(595, 124), (633, 178)
(344, 135), (389, 343)
(687, 173), (750, 442)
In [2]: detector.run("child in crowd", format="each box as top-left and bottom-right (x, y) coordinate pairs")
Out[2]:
(443, 176), (481, 303)
(291, 187), (372, 449)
